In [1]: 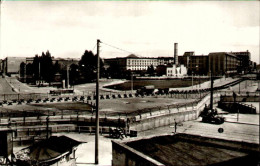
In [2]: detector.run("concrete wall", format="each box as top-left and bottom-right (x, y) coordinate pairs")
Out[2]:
(112, 141), (163, 166)
(130, 93), (221, 132)
(220, 95), (259, 102)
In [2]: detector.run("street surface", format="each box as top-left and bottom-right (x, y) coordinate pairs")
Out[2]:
(0, 77), (16, 94)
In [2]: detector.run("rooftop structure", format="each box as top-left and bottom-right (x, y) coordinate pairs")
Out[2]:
(112, 134), (259, 166)
(15, 136), (83, 166)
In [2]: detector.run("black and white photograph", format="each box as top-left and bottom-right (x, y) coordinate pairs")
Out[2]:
(0, 1), (259, 165)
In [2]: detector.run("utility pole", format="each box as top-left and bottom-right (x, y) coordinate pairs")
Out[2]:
(210, 70), (214, 110)
(95, 39), (100, 164)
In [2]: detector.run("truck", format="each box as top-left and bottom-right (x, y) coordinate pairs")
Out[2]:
(200, 106), (225, 124)
(136, 85), (155, 96)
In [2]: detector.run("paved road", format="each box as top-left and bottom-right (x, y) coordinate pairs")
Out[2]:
(138, 116), (259, 144)
(0, 77), (16, 94)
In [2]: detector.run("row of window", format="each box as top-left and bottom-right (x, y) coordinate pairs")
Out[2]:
(127, 59), (173, 65)
(127, 67), (148, 70)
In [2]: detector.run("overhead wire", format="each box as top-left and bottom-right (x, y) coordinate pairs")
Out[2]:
(100, 41), (140, 57)
(91, 43), (97, 54)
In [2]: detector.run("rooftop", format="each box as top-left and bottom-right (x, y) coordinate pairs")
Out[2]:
(16, 136), (83, 163)
(124, 133), (259, 166)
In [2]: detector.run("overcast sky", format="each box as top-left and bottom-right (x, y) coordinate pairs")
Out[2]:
(1, 1), (259, 63)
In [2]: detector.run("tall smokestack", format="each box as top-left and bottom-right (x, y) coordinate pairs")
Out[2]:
(174, 43), (178, 65)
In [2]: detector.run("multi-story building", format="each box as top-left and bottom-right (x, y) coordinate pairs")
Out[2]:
(104, 54), (174, 71)
(208, 52), (240, 76)
(179, 51), (243, 76)
(230, 51), (251, 73)
(179, 52), (209, 75)
(1, 57), (27, 76)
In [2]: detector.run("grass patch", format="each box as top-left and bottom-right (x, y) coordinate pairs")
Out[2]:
(105, 79), (208, 90)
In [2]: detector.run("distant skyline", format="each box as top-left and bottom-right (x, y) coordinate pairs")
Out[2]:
(1, 1), (259, 63)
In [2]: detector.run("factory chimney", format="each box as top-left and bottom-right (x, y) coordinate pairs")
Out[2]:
(174, 43), (178, 65)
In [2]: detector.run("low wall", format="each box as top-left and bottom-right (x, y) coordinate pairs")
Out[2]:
(130, 93), (221, 132)
(112, 140), (163, 166)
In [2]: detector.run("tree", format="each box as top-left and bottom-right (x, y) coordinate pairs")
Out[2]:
(147, 65), (155, 76)
(20, 62), (25, 78)
(32, 55), (40, 80)
(53, 61), (61, 75)
(78, 50), (104, 82)
(156, 65), (167, 76)
(41, 50), (54, 82)
(31, 51), (55, 83)
(107, 62), (126, 79)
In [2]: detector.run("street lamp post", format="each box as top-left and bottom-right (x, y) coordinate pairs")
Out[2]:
(196, 65), (200, 88)
(192, 71), (194, 90)
(131, 72), (133, 93)
(210, 70), (214, 110)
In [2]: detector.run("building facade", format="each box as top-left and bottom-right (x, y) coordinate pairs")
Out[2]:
(104, 54), (174, 71)
(179, 51), (244, 76)
(208, 52), (240, 76)
(1, 57), (27, 76)
(166, 64), (187, 77)
(230, 51), (251, 73)
(179, 52), (209, 75)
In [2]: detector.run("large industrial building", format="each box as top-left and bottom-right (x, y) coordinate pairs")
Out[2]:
(230, 51), (251, 73)
(104, 54), (174, 71)
(1, 57), (27, 76)
(208, 52), (240, 76)
(178, 52), (208, 75)
(178, 50), (253, 76)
